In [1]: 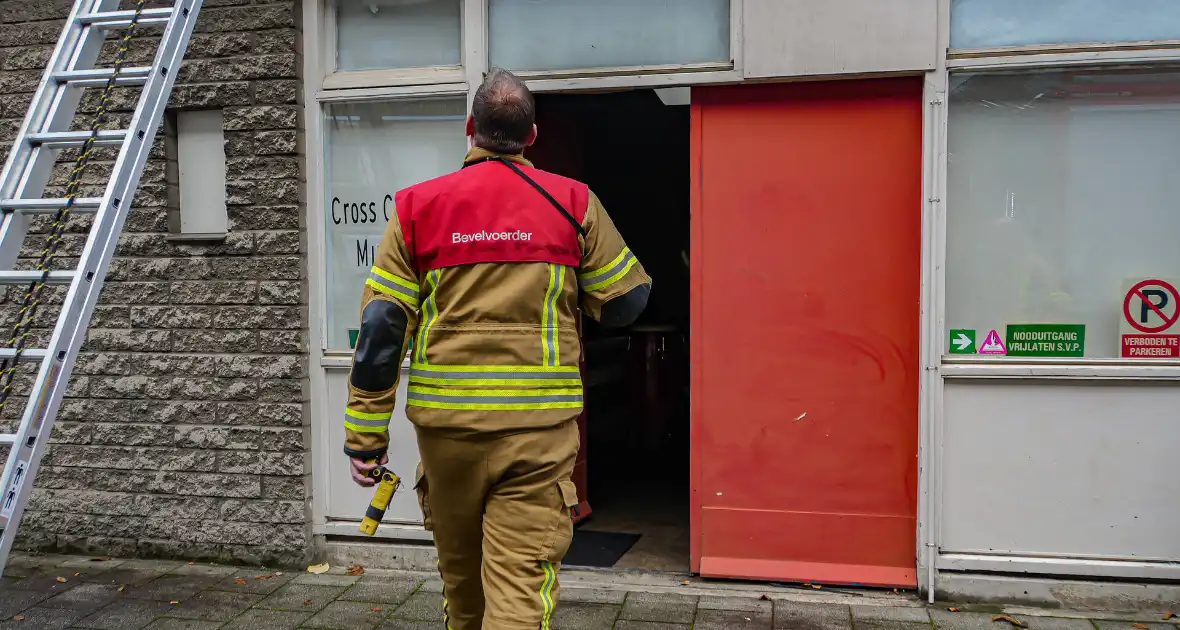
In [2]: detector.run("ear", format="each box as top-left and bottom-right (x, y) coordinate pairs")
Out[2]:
(465, 114), (475, 138)
(525, 123), (538, 147)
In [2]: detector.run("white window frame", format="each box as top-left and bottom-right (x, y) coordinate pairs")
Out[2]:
(918, 0), (1180, 604)
(316, 0), (745, 98)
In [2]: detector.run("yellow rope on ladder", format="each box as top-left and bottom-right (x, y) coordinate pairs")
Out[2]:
(0, 0), (151, 412)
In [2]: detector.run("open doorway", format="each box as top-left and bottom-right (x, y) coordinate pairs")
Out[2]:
(530, 89), (691, 572)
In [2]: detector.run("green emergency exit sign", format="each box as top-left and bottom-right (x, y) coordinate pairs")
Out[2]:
(948, 329), (976, 354)
(1006, 324), (1085, 357)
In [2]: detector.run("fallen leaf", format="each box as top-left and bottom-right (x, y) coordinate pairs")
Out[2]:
(170, 601), (180, 605)
(307, 563), (329, 574)
(810, 584), (823, 589)
(117, 585), (125, 592)
(893, 588), (899, 593)
(346, 564), (365, 576)
(947, 607), (960, 612)
(990, 615), (1027, 628)
(681, 580), (690, 585)
(12, 615), (24, 621)
(1132, 624), (1149, 629)
(73, 572), (80, 577)
(303, 599), (313, 606)
(187, 562), (194, 565)
(55, 576), (67, 583)
(1165, 612), (1176, 621)
(370, 607), (382, 612)
(254, 573), (275, 581)
(233, 578), (247, 585)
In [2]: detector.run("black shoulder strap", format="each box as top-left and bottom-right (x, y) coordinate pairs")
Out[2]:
(464, 156), (587, 237)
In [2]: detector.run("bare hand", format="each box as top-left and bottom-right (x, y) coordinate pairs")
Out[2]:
(350, 453), (389, 487)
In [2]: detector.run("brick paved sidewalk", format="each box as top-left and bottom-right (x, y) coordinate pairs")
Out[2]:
(2, 552), (1177, 629)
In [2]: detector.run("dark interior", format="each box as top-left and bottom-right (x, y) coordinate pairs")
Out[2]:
(530, 89), (691, 572)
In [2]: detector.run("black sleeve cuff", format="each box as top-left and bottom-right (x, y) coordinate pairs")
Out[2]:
(344, 446), (388, 461)
(599, 283), (651, 328)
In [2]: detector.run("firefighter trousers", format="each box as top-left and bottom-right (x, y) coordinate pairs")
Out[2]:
(414, 419), (580, 630)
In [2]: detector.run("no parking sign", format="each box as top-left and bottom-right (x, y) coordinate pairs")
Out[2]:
(1120, 278), (1180, 358)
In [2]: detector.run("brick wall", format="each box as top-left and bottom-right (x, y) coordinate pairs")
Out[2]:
(0, 0), (310, 566)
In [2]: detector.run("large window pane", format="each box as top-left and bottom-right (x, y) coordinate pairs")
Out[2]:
(950, 0), (1180, 49)
(945, 69), (1180, 359)
(489, 0), (729, 72)
(324, 99), (467, 350)
(335, 0), (462, 71)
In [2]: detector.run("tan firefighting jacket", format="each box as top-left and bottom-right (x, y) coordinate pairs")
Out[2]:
(343, 148), (651, 458)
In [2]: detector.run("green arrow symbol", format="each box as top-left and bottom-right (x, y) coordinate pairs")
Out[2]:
(949, 329), (976, 354)
(953, 333), (972, 351)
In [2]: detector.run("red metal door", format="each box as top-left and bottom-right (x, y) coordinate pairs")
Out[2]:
(690, 79), (922, 587)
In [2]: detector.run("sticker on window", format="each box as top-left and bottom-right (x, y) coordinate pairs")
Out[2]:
(1006, 324), (1085, 357)
(1120, 278), (1180, 358)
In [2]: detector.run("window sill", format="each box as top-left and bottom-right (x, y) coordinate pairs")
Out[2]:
(166, 232), (228, 244)
(322, 66), (465, 91)
(320, 351), (410, 371)
(941, 359), (1180, 380)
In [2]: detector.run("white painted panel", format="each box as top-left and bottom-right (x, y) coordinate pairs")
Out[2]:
(324, 365), (424, 524)
(742, 0), (937, 79)
(941, 380), (1180, 561)
(176, 110), (227, 235)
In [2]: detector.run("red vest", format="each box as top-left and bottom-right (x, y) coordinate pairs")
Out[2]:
(396, 161), (588, 272)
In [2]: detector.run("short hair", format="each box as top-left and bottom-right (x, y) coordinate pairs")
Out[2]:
(471, 68), (535, 154)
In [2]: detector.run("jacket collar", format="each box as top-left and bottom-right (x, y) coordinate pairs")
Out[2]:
(463, 146), (534, 168)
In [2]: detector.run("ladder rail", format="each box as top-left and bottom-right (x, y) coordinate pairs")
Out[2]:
(0, 0), (126, 271)
(0, 0), (203, 572)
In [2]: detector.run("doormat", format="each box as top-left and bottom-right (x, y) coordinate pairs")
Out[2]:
(563, 530), (642, 568)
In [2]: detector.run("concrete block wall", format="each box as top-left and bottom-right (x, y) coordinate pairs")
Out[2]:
(0, 0), (310, 566)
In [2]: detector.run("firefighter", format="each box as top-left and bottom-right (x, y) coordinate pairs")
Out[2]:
(342, 67), (651, 629)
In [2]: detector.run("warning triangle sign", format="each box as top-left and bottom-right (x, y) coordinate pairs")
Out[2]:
(978, 329), (1007, 355)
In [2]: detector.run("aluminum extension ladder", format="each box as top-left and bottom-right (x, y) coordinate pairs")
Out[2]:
(0, 0), (203, 574)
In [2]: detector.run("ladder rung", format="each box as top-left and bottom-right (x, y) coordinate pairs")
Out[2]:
(0, 434), (15, 445)
(52, 67), (153, 88)
(27, 130), (127, 148)
(0, 198), (103, 214)
(0, 271), (75, 285)
(76, 8), (175, 29)
(0, 348), (47, 361)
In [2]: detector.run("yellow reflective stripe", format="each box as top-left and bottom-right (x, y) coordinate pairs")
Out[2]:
(410, 375), (581, 387)
(410, 363), (579, 374)
(579, 247), (629, 281)
(542, 264), (563, 367)
(406, 385), (583, 411)
(438, 559), (453, 630)
(371, 266), (417, 292)
(581, 256), (637, 292)
(408, 400), (583, 411)
(408, 386), (581, 398)
(365, 266), (420, 308)
(343, 408), (391, 433)
(540, 561), (557, 630)
(415, 269), (441, 364)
